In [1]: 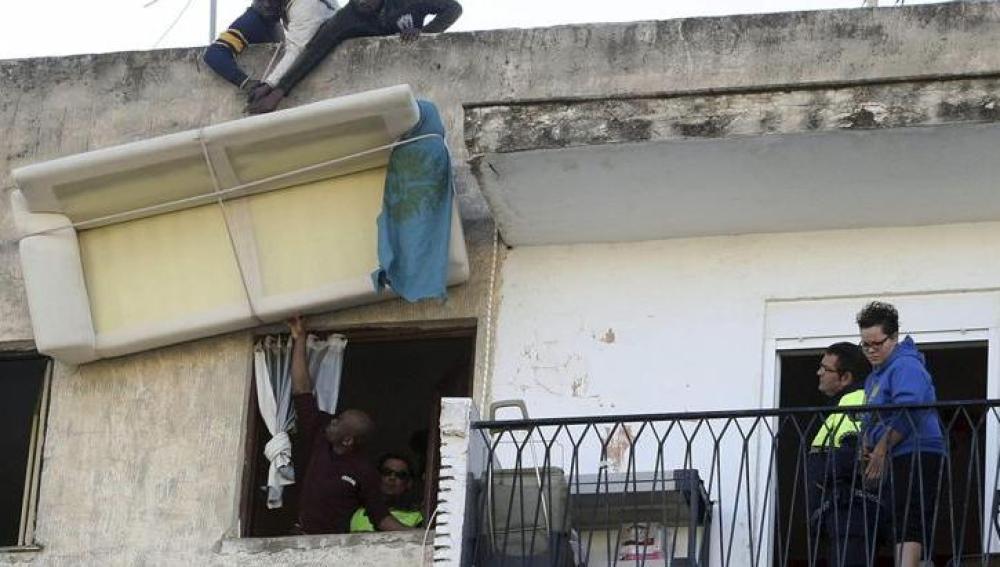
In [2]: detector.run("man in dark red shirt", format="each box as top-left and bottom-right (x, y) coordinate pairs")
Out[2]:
(289, 316), (407, 534)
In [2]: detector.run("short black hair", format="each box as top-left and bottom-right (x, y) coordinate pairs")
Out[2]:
(856, 301), (900, 336)
(378, 452), (416, 476)
(824, 342), (870, 383)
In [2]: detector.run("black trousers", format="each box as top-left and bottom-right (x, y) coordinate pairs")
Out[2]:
(807, 450), (880, 567)
(886, 452), (942, 547)
(276, 4), (386, 94)
(823, 498), (880, 567)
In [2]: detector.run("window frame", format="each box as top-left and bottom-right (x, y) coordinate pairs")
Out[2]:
(0, 350), (52, 551)
(237, 322), (477, 539)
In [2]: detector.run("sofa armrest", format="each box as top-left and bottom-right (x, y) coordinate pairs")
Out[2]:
(18, 227), (97, 364)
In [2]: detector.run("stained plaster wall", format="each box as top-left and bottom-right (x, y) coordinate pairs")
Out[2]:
(3, 2), (1000, 564)
(490, 221), (1000, 429)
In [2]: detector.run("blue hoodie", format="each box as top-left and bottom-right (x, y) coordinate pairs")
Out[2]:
(863, 336), (945, 456)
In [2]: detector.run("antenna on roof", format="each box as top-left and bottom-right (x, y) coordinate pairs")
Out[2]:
(210, 0), (217, 43)
(144, 0), (221, 39)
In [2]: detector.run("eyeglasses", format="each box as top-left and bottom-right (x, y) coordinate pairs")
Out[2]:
(380, 468), (411, 480)
(819, 364), (842, 374)
(859, 335), (894, 351)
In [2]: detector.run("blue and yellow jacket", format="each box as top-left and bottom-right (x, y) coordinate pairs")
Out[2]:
(204, 0), (338, 89)
(811, 386), (865, 450)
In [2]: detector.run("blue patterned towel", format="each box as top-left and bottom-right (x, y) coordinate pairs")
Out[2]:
(371, 99), (453, 302)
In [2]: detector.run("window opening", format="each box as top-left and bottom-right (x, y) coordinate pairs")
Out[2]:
(241, 326), (475, 537)
(0, 352), (51, 548)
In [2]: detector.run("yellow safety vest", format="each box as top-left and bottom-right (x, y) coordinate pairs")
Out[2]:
(810, 389), (865, 449)
(350, 507), (423, 532)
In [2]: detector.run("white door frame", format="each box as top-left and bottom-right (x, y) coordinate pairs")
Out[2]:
(754, 291), (1000, 567)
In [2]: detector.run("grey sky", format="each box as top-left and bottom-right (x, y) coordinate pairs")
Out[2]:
(3, 0), (944, 60)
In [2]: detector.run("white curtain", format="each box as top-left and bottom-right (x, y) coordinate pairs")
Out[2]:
(306, 334), (347, 414)
(253, 333), (347, 508)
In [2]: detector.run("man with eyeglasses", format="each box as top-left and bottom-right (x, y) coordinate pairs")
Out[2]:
(856, 301), (944, 567)
(350, 453), (424, 531)
(806, 342), (874, 567)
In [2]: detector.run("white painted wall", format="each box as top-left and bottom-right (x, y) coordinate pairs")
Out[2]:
(490, 221), (1000, 418)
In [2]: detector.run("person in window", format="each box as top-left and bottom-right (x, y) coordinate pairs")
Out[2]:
(246, 0), (462, 114)
(350, 453), (424, 532)
(203, 0), (339, 94)
(288, 316), (407, 534)
(806, 342), (875, 567)
(857, 301), (945, 567)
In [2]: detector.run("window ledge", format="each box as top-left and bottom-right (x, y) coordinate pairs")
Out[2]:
(0, 544), (43, 554)
(217, 530), (425, 555)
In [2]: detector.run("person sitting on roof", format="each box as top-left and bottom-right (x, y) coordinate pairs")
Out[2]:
(203, 0), (338, 94)
(350, 453), (424, 532)
(246, 0), (462, 114)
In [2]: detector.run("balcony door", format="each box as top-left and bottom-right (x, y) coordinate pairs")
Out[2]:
(759, 291), (1000, 567)
(776, 342), (988, 567)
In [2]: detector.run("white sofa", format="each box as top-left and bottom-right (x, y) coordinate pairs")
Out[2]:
(11, 85), (470, 364)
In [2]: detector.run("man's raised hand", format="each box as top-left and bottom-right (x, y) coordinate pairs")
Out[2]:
(397, 14), (420, 41)
(288, 315), (306, 340)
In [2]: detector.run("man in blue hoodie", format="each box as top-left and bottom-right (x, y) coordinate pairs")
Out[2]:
(857, 301), (944, 567)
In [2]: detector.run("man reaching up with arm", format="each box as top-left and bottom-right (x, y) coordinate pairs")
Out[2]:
(289, 316), (406, 534)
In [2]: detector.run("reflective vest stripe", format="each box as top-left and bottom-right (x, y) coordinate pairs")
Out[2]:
(810, 389), (865, 448)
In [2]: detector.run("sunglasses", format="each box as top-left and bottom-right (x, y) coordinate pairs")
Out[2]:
(380, 468), (411, 480)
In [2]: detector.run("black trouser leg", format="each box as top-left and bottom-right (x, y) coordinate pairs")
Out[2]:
(826, 505), (875, 567)
(276, 8), (379, 94)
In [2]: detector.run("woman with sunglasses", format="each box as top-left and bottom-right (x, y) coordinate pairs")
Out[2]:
(350, 453), (424, 531)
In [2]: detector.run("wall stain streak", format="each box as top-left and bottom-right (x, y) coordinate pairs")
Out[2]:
(605, 424), (634, 472)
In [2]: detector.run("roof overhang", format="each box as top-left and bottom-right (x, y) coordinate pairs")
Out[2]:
(474, 122), (1000, 246)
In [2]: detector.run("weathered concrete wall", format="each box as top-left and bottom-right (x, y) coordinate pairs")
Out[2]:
(465, 77), (1000, 154)
(214, 531), (429, 566)
(33, 335), (250, 565)
(4, 2), (1000, 564)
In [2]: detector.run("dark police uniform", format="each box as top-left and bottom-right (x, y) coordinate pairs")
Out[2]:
(806, 386), (879, 567)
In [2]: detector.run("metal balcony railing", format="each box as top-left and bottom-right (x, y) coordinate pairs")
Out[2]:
(464, 400), (1000, 567)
